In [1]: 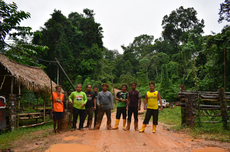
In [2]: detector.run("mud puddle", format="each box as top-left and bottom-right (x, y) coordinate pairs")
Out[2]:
(45, 144), (98, 152)
(192, 147), (227, 152)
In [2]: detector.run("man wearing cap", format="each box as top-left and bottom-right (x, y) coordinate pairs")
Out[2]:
(95, 83), (113, 130)
(50, 85), (64, 133)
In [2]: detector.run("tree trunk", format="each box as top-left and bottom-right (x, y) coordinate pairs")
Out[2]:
(224, 49), (226, 91)
(155, 66), (158, 77)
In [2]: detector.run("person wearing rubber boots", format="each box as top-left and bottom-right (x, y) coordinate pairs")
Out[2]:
(112, 84), (128, 130)
(139, 81), (163, 133)
(95, 83), (113, 130)
(84, 85), (96, 130)
(69, 84), (87, 131)
(125, 82), (141, 131)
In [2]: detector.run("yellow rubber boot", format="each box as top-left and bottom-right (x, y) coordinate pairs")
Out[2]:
(152, 125), (156, 133)
(123, 119), (126, 130)
(112, 119), (119, 130)
(139, 124), (146, 133)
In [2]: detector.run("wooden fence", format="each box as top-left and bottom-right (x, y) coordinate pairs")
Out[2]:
(177, 88), (230, 129)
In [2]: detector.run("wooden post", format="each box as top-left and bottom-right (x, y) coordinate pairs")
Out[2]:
(17, 83), (21, 128)
(219, 88), (228, 129)
(9, 94), (17, 131)
(43, 94), (46, 123)
(11, 77), (14, 94)
(224, 49), (226, 91)
(184, 93), (196, 127)
(111, 72), (116, 104)
(57, 66), (59, 85)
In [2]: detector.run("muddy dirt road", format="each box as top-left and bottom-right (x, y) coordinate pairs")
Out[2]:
(12, 89), (230, 152)
(13, 111), (230, 152)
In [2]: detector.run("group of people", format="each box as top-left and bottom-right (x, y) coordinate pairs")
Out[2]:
(50, 81), (163, 134)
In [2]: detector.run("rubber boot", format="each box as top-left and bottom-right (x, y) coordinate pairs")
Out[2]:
(88, 120), (93, 130)
(94, 120), (101, 130)
(134, 122), (138, 131)
(139, 124), (147, 133)
(152, 125), (156, 133)
(125, 122), (130, 131)
(123, 119), (126, 130)
(112, 119), (119, 130)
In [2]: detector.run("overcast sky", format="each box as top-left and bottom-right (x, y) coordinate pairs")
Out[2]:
(5, 0), (229, 53)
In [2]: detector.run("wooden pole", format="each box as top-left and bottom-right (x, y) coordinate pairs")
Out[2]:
(224, 49), (226, 91)
(219, 88), (228, 129)
(111, 72), (116, 104)
(43, 94), (46, 123)
(17, 83), (21, 128)
(11, 77), (14, 94)
(57, 66), (59, 85)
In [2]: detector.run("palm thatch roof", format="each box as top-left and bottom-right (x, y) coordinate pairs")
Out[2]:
(0, 54), (60, 94)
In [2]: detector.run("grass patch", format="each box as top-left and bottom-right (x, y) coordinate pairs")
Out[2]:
(0, 122), (53, 149)
(159, 106), (230, 142)
(158, 106), (181, 125)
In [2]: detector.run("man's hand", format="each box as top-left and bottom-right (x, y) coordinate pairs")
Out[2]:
(81, 103), (85, 108)
(94, 106), (96, 110)
(160, 106), (163, 111)
(144, 106), (147, 110)
(52, 108), (54, 112)
(70, 100), (73, 104)
(138, 107), (140, 111)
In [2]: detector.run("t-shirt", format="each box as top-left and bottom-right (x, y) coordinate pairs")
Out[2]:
(85, 91), (95, 109)
(147, 91), (158, 109)
(128, 90), (141, 107)
(68, 91), (87, 109)
(50, 92), (64, 112)
(97, 91), (113, 109)
(116, 91), (129, 107)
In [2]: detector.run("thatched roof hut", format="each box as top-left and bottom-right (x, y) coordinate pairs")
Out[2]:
(0, 54), (59, 95)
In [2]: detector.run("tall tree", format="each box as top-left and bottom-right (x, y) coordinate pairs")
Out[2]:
(218, 0), (230, 23)
(162, 6), (204, 48)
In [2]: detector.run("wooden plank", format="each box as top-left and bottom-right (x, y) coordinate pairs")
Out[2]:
(200, 108), (221, 110)
(200, 99), (219, 102)
(199, 115), (222, 117)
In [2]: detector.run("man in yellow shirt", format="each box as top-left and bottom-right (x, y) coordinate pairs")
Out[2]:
(139, 81), (163, 133)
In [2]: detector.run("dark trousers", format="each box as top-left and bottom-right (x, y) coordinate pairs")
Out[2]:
(97, 108), (111, 126)
(143, 109), (159, 125)
(116, 107), (126, 119)
(94, 105), (98, 127)
(85, 107), (94, 121)
(127, 106), (138, 123)
(72, 107), (85, 129)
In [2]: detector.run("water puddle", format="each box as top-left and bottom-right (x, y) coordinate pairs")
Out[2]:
(63, 136), (79, 141)
(192, 147), (227, 152)
(45, 144), (97, 152)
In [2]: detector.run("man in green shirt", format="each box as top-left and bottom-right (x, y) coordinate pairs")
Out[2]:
(69, 84), (87, 131)
(113, 84), (128, 130)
